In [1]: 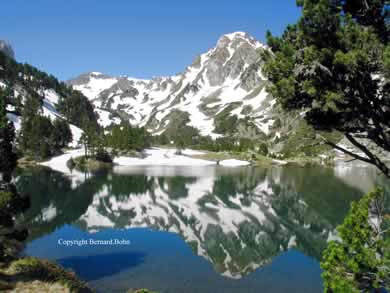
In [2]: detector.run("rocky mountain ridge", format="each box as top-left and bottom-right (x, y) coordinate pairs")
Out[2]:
(0, 33), (342, 157)
(68, 32), (279, 139)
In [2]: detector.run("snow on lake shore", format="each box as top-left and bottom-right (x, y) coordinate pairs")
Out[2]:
(219, 159), (250, 167)
(39, 149), (86, 188)
(181, 149), (207, 156)
(271, 159), (288, 165)
(39, 148), (251, 179)
(40, 149), (84, 173)
(114, 148), (217, 167)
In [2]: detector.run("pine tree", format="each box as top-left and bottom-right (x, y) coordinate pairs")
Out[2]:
(19, 93), (42, 154)
(0, 88), (29, 263)
(263, 0), (390, 176)
(0, 89), (17, 182)
(79, 132), (91, 158)
(51, 119), (72, 149)
(19, 95), (71, 159)
(321, 188), (390, 292)
(104, 122), (150, 152)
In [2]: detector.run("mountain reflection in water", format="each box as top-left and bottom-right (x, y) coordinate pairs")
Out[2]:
(15, 164), (388, 292)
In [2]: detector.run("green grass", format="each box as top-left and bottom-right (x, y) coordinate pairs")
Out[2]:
(0, 191), (14, 210)
(1, 257), (94, 292)
(1, 257), (158, 292)
(70, 156), (113, 172)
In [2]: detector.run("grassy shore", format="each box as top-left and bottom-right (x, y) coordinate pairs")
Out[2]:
(0, 257), (94, 293)
(68, 155), (113, 171)
(0, 258), (159, 293)
(189, 149), (337, 168)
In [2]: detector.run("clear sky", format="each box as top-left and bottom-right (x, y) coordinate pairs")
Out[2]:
(0, 0), (301, 81)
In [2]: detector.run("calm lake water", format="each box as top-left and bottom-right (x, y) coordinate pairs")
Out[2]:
(15, 163), (389, 293)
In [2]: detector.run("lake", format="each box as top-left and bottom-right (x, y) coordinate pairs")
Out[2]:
(14, 163), (389, 293)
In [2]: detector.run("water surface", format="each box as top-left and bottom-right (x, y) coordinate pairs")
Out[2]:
(15, 163), (389, 293)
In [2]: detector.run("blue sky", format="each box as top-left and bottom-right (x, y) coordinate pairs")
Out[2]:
(0, 0), (301, 80)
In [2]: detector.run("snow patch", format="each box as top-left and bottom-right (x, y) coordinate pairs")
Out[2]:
(6, 113), (21, 132)
(219, 159), (250, 167)
(114, 148), (216, 167)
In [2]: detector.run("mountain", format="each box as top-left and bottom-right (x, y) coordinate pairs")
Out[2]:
(0, 47), (98, 150)
(68, 32), (278, 139)
(0, 33), (340, 157)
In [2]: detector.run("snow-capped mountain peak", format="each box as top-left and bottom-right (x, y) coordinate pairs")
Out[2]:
(68, 32), (276, 138)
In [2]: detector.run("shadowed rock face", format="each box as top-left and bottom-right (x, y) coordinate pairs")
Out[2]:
(0, 40), (15, 59)
(66, 32), (278, 138)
